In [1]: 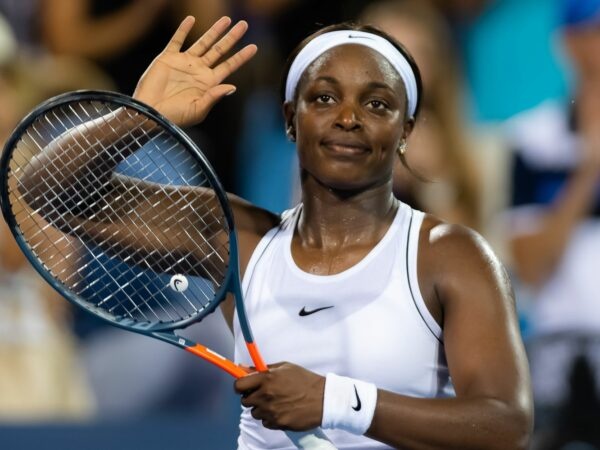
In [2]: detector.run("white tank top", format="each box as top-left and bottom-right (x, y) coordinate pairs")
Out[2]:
(234, 203), (455, 450)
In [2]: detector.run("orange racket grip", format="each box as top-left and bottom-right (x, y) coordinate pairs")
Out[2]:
(185, 344), (248, 379)
(246, 341), (268, 372)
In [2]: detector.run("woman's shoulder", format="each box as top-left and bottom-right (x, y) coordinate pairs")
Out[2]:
(415, 213), (512, 321)
(228, 194), (282, 238)
(418, 213), (505, 281)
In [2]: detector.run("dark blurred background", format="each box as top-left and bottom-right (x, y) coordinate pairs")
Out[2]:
(1, 0), (600, 449)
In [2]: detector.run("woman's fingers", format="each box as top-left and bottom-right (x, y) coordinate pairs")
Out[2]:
(186, 16), (233, 57)
(234, 369), (263, 394)
(164, 16), (196, 52)
(165, 16), (256, 80)
(194, 84), (237, 119)
(199, 20), (251, 66)
(214, 44), (258, 81)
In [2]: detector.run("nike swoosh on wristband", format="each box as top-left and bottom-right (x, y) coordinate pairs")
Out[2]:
(298, 305), (334, 316)
(352, 385), (362, 411)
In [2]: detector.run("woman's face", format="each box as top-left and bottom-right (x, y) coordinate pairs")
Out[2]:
(286, 44), (410, 192)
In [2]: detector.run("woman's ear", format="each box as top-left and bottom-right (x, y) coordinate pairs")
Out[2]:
(402, 117), (415, 142)
(283, 101), (297, 142)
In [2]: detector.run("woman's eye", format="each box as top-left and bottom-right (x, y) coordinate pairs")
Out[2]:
(316, 94), (333, 104)
(368, 100), (387, 110)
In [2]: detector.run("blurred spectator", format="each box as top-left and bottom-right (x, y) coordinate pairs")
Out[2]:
(0, 11), (235, 420)
(0, 54), (113, 136)
(0, 0), (42, 49)
(0, 13), (113, 421)
(430, 0), (492, 21)
(361, 0), (482, 229)
(534, 350), (600, 449)
(0, 148), (96, 420)
(40, 0), (185, 94)
(506, 0), (600, 441)
(0, 215), (94, 420)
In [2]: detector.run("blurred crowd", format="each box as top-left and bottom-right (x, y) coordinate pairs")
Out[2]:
(1, 0), (600, 449)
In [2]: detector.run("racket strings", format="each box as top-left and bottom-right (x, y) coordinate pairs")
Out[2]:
(14, 111), (139, 219)
(6, 99), (232, 326)
(85, 142), (229, 279)
(63, 122), (225, 320)
(10, 119), (168, 323)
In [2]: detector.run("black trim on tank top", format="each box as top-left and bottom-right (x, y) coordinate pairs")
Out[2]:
(405, 209), (442, 343)
(241, 212), (290, 298)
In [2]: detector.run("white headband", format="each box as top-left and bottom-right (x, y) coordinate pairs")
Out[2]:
(284, 29), (419, 117)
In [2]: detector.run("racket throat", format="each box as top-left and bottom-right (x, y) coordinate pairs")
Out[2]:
(185, 343), (248, 378)
(153, 331), (248, 378)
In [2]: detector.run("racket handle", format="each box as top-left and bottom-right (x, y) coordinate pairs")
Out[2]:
(242, 343), (337, 448)
(286, 430), (338, 449)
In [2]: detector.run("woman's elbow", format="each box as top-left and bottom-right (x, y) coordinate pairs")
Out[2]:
(498, 403), (533, 450)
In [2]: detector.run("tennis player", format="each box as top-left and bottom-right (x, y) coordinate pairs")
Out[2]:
(37, 16), (534, 449)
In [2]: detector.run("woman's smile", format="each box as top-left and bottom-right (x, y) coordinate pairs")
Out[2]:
(321, 137), (371, 157)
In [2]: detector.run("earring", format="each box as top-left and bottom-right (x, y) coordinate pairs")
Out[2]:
(398, 141), (407, 156)
(286, 127), (296, 142)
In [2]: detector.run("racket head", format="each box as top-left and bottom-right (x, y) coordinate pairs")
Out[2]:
(0, 90), (240, 334)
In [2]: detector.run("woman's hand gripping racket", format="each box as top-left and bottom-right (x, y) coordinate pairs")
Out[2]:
(0, 90), (335, 449)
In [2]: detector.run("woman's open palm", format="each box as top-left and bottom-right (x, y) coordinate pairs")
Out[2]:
(133, 16), (257, 127)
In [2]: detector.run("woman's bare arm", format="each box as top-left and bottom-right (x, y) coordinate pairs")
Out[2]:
(19, 107), (156, 216)
(18, 17), (275, 277)
(362, 219), (532, 449)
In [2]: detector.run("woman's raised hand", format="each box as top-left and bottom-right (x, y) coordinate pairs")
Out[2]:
(133, 16), (257, 127)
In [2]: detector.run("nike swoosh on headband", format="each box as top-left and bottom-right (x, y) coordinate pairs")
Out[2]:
(347, 34), (375, 40)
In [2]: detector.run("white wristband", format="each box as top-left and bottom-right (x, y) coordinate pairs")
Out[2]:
(321, 373), (378, 435)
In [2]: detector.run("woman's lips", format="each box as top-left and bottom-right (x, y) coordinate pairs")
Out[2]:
(321, 140), (370, 156)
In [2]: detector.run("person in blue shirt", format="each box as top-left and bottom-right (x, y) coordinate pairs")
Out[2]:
(506, 0), (600, 440)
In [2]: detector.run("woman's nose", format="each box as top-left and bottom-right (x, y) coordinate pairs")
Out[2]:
(334, 102), (362, 131)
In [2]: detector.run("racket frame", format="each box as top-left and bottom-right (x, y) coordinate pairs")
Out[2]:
(0, 90), (259, 372)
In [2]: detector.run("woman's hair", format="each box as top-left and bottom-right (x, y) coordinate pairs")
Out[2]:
(278, 21), (424, 120)
(361, 1), (482, 229)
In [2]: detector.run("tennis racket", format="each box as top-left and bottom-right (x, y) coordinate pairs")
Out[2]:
(0, 90), (336, 450)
